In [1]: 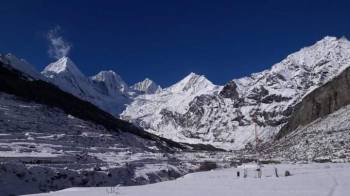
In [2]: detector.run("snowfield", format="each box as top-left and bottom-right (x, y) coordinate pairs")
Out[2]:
(31, 163), (350, 196)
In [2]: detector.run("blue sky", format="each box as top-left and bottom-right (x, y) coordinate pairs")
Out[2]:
(1, 0), (350, 86)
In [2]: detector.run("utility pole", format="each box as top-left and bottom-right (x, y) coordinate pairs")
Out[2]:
(253, 106), (262, 178)
(253, 110), (260, 160)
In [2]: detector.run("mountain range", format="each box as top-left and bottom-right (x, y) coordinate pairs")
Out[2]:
(0, 54), (223, 195)
(2, 36), (350, 151)
(123, 36), (350, 150)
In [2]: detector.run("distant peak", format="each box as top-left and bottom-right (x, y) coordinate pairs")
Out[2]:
(131, 78), (161, 94)
(143, 78), (153, 83)
(91, 70), (128, 94)
(92, 70), (122, 82)
(186, 72), (200, 78)
(55, 56), (75, 68)
(319, 36), (337, 42)
(141, 77), (156, 84)
(181, 72), (206, 83)
(42, 56), (84, 77)
(167, 72), (216, 93)
(314, 36), (350, 47)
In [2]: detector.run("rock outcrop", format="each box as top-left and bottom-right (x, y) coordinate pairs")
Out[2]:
(277, 66), (350, 139)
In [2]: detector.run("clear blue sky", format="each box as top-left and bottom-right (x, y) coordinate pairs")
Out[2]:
(1, 0), (350, 86)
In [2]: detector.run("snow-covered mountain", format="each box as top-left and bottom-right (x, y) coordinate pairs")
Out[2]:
(131, 78), (162, 94)
(125, 72), (221, 114)
(3, 36), (350, 151)
(41, 57), (165, 116)
(121, 72), (222, 137)
(0, 57), (227, 195)
(91, 70), (129, 97)
(41, 57), (131, 115)
(122, 36), (350, 150)
(42, 57), (95, 97)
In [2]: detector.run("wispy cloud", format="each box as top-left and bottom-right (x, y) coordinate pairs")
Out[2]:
(46, 26), (72, 59)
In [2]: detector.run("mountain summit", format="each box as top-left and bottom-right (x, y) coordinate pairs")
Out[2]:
(121, 72), (222, 139)
(91, 70), (129, 96)
(167, 72), (217, 94)
(42, 57), (131, 115)
(42, 57), (84, 77)
(131, 78), (161, 94)
(42, 57), (93, 99)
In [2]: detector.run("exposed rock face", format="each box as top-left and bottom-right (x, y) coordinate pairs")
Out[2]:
(261, 103), (350, 162)
(277, 66), (350, 139)
(219, 80), (239, 99)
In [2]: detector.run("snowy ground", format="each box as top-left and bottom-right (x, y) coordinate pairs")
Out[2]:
(30, 163), (350, 196)
(0, 92), (235, 195)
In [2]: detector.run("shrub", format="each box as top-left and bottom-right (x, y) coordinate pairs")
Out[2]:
(285, 170), (291, 176)
(199, 161), (217, 171)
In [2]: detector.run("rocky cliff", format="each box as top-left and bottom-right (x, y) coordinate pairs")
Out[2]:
(277, 65), (350, 139)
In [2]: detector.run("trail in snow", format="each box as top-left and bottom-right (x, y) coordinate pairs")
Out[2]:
(327, 172), (339, 196)
(30, 163), (350, 196)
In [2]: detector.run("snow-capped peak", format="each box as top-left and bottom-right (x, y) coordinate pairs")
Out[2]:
(167, 72), (218, 93)
(122, 72), (222, 126)
(122, 36), (350, 150)
(271, 36), (350, 76)
(317, 35), (338, 43)
(42, 56), (84, 78)
(314, 35), (348, 46)
(41, 57), (93, 99)
(91, 70), (129, 94)
(131, 78), (161, 94)
(41, 58), (131, 115)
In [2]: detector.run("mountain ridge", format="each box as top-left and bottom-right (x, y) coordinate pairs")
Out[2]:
(122, 36), (350, 150)
(2, 36), (350, 150)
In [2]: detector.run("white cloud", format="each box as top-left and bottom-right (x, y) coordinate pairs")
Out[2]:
(47, 26), (72, 59)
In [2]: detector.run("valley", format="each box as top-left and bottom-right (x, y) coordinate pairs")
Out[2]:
(1, 36), (350, 195)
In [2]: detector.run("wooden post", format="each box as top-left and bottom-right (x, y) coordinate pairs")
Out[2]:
(257, 167), (262, 178)
(274, 167), (279, 177)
